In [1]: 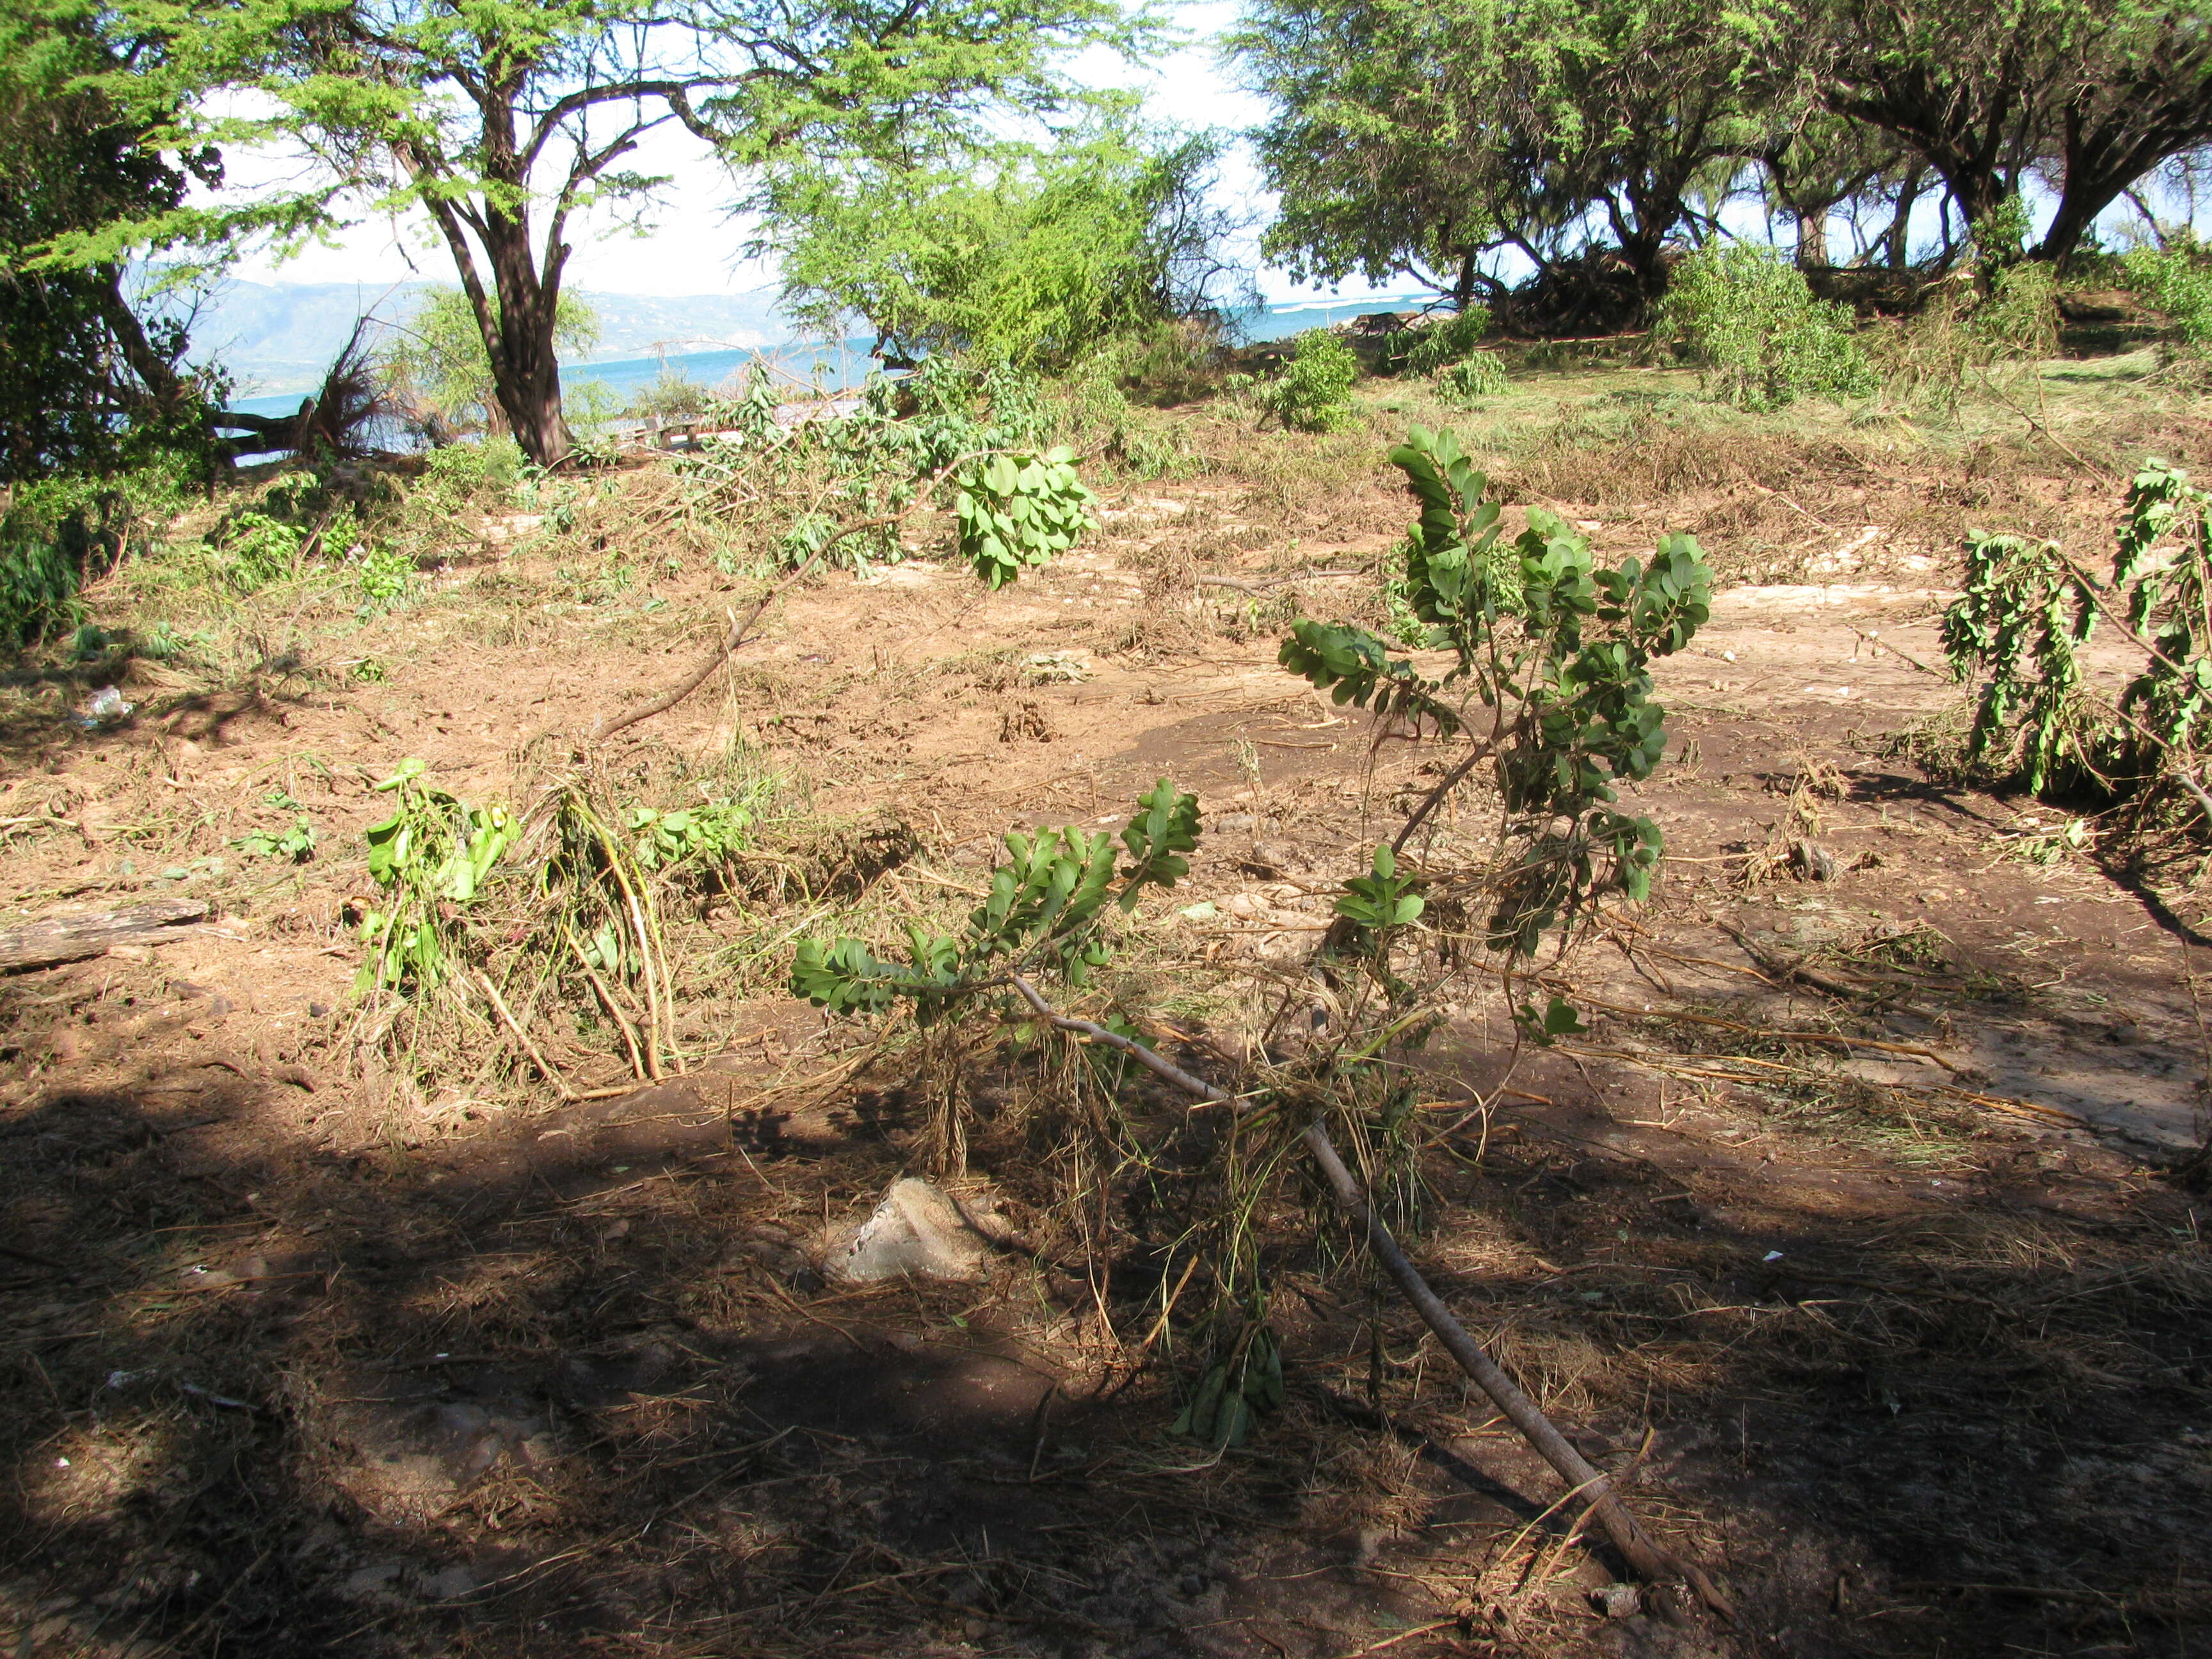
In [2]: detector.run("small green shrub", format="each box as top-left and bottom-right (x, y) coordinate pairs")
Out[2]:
(1279, 424), (1712, 954)
(1653, 243), (1875, 410)
(219, 511), (308, 593)
(1973, 260), (2060, 360)
(233, 817), (317, 862)
(1390, 308), (1491, 376)
(422, 436), (525, 505)
(1435, 353), (1509, 406)
(1073, 319), (1226, 405)
(2123, 237), (2212, 356)
(357, 543), (420, 613)
(0, 485), (98, 644)
(626, 367), (714, 423)
(1258, 329), (1359, 432)
(1942, 459), (2212, 816)
(0, 465), (191, 644)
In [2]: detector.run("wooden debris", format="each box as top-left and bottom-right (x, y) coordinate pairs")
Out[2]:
(0, 899), (211, 972)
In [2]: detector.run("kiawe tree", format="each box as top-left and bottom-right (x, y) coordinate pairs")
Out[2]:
(1232, 0), (1777, 322)
(0, 0), (224, 482)
(1807, 0), (2212, 265)
(380, 283), (600, 443)
(757, 115), (1242, 370)
(73, 0), (1134, 467)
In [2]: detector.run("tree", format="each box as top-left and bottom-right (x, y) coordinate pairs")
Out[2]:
(1809, 0), (2039, 249)
(73, 0), (1136, 469)
(757, 118), (1242, 369)
(1755, 113), (1906, 268)
(1809, 0), (2212, 266)
(1231, 0), (1509, 305)
(380, 283), (599, 441)
(1233, 0), (1779, 321)
(2033, 6), (2212, 265)
(0, 0), (220, 483)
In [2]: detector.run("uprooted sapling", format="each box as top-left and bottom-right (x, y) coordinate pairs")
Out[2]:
(788, 427), (1732, 1614)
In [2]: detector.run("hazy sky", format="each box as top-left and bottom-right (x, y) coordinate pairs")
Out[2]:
(222, 2), (1374, 304)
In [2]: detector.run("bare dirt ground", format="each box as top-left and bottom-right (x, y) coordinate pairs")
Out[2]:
(3, 369), (2209, 1659)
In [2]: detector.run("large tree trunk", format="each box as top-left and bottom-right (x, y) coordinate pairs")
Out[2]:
(1795, 209), (1829, 268)
(406, 100), (576, 470)
(478, 209), (573, 468)
(2035, 182), (2116, 271)
(1763, 151), (1831, 269)
(2034, 109), (2199, 269)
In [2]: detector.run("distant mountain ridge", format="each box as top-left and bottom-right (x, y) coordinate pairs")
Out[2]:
(196, 278), (796, 396)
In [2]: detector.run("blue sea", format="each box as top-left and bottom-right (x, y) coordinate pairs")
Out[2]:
(225, 293), (1439, 423)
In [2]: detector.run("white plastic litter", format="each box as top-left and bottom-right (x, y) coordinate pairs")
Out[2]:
(75, 685), (132, 728)
(824, 1177), (998, 1285)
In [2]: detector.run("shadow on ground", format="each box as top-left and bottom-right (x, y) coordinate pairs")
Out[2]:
(1, 995), (2208, 1658)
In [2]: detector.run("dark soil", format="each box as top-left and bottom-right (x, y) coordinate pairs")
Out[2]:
(2, 422), (2208, 1658)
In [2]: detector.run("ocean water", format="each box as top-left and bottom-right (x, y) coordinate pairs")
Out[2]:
(225, 293), (1439, 422)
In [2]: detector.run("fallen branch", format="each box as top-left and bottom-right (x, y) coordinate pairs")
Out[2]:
(475, 970), (579, 1101)
(1713, 919), (1884, 1005)
(1197, 571), (1366, 596)
(1574, 994), (1961, 1072)
(0, 899), (211, 972)
(1847, 625), (1943, 678)
(1007, 974), (1734, 1620)
(1567, 1041), (2085, 1130)
(587, 515), (897, 743)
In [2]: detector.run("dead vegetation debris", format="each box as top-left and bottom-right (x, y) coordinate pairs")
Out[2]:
(1, 353), (2208, 1659)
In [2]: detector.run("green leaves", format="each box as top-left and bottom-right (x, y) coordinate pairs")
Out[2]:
(358, 760), (518, 994)
(1653, 243), (1875, 410)
(627, 801), (753, 871)
(232, 817), (316, 863)
(790, 779), (1202, 1014)
(1628, 533), (1713, 656)
(1390, 426), (1513, 640)
(1434, 352), (1509, 406)
(1285, 428), (1711, 959)
(1119, 776), (1203, 905)
(1513, 995), (1587, 1047)
(954, 446), (1097, 589)
(1335, 843), (1425, 936)
(1941, 530), (2097, 794)
(1278, 621), (1463, 736)
(758, 119), (1235, 373)
(1171, 1327), (1285, 1448)
(789, 936), (945, 1016)
(1254, 329), (1358, 431)
(2123, 239), (2212, 355)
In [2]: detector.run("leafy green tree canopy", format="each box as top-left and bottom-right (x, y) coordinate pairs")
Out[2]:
(0, 0), (223, 483)
(44, 0), (1147, 467)
(1231, 0), (1777, 314)
(758, 115), (1239, 370)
